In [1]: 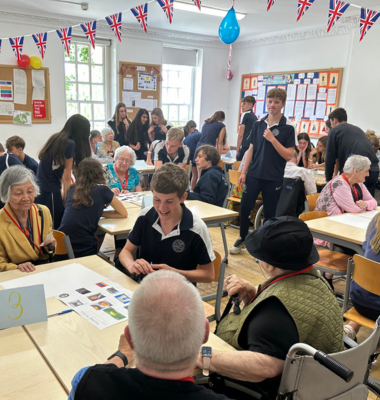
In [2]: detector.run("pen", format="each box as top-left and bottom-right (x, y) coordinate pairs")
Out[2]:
(48, 309), (73, 318)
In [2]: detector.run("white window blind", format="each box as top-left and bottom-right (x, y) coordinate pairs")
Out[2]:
(163, 47), (197, 67)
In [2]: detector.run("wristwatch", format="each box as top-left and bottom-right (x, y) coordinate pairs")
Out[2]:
(201, 346), (212, 376)
(107, 350), (129, 367)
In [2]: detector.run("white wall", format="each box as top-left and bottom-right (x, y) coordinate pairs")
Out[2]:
(226, 25), (380, 147)
(0, 18), (230, 160)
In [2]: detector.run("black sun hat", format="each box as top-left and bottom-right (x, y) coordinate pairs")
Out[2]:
(245, 216), (319, 271)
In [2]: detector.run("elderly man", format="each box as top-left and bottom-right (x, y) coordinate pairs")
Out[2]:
(199, 217), (343, 399)
(68, 271), (230, 400)
(284, 150), (317, 195)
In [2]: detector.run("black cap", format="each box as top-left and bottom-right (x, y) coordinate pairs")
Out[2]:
(245, 216), (319, 271)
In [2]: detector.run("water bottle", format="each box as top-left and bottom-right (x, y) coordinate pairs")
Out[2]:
(311, 168), (318, 183)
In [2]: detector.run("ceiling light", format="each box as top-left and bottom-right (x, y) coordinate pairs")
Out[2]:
(173, 2), (246, 20)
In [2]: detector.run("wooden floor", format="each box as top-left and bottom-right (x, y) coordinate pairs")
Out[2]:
(101, 225), (380, 399)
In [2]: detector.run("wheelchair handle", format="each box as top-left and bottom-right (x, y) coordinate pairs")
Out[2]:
(314, 351), (353, 382)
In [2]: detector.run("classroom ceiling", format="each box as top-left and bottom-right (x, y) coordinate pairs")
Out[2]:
(0, 0), (377, 39)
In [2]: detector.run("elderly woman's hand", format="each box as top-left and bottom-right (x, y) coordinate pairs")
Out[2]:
(43, 237), (56, 253)
(356, 200), (368, 210)
(111, 188), (121, 196)
(17, 262), (36, 273)
(224, 274), (257, 303)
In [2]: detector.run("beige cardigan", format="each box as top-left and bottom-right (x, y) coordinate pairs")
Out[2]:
(98, 141), (120, 157)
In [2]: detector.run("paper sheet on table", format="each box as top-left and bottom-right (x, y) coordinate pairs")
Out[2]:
(0, 264), (108, 299)
(56, 280), (134, 330)
(116, 192), (145, 202)
(13, 69), (27, 105)
(356, 210), (379, 220)
(325, 214), (371, 230)
(0, 101), (14, 115)
(32, 70), (45, 87)
(135, 160), (155, 170)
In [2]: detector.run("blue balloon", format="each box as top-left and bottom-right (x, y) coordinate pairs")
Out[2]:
(219, 7), (240, 44)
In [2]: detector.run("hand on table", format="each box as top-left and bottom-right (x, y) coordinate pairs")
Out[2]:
(129, 259), (154, 275)
(121, 190), (130, 194)
(17, 262), (36, 273)
(111, 188), (121, 196)
(224, 274), (256, 302)
(356, 200), (368, 210)
(151, 263), (173, 272)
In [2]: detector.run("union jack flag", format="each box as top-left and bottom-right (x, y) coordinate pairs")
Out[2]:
(193, 0), (201, 11)
(9, 37), (24, 60)
(56, 27), (72, 56)
(267, 0), (277, 11)
(131, 4), (148, 33)
(296, 0), (315, 21)
(327, 0), (349, 33)
(106, 13), (122, 42)
(157, 0), (174, 24)
(81, 20), (97, 49)
(359, 8), (380, 42)
(32, 32), (47, 59)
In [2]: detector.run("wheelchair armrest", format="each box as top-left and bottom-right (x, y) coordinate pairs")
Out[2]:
(343, 334), (358, 349)
(367, 377), (380, 397)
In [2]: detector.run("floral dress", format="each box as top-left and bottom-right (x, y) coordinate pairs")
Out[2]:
(103, 163), (140, 192)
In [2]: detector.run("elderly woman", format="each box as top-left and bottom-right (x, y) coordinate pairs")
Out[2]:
(0, 166), (56, 272)
(104, 146), (142, 195)
(98, 127), (120, 158)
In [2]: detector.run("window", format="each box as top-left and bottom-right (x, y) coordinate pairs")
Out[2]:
(64, 42), (107, 130)
(161, 64), (194, 127)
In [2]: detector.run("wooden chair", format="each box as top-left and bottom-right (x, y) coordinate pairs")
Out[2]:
(343, 255), (380, 329)
(53, 230), (75, 259)
(227, 170), (242, 204)
(298, 211), (350, 276)
(233, 161), (241, 170)
(184, 161), (192, 178)
(217, 160), (224, 169)
(199, 251), (225, 322)
(306, 193), (320, 212)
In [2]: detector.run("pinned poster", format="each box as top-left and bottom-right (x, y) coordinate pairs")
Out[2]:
(13, 110), (32, 125)
(0, 101), (14, 116)
(123, 78), (133, 90)
(0, 80), (13, 100)
(296, 84), (306, 101)
(327, 88), (337, 104)
(13, 69), (27, 105)
(138, 72), (157, 91)
(33, 100), (46, 119)
(287, 84), (297, 101)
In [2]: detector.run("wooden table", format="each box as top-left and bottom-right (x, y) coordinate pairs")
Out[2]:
(0, 326), (67, 399)
(0, 256), (235, 394)
(305, 209), (380, 255)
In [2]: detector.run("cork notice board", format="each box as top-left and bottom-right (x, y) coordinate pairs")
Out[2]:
(118, 61), (161, 121)
(239, 68), (343, 138)
(0, 64), (51, 124)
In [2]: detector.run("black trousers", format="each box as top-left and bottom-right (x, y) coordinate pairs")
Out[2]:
(35, 191), (64, 229)
(237, 145), (249, 162)
(240, 176), (282, 240)
(364, 169), (379, 197)
(352, 300), (380, 321)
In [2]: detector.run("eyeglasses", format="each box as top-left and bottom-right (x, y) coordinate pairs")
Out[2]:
(118, 158), (132, 164)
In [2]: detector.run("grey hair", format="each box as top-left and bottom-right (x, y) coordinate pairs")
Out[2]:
(101, 127), (114, 141)
(128, 271), (206, 372)
(343, 155), (371, 174)
(0, 165), (40, 203)
(114, 146), (136, 166)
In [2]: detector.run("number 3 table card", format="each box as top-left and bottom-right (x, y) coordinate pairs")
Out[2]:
(0, 284), (47, 329)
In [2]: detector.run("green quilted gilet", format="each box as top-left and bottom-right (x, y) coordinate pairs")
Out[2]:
(216, 267), (344, 354)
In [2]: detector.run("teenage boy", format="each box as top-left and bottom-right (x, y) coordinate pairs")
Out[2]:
(236, 96), (257, 161)
(153, 128), (190, 170)
(5, 135), (38, 175)
(325, 108), (379, 196)
(119, 163), (215, 284)
(187, 145), (228, 207)
(230, 88), (297, 255)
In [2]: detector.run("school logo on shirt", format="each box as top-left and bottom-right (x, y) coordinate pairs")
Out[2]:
(172, 239), (185, 253)
(272, 128), (280, 136)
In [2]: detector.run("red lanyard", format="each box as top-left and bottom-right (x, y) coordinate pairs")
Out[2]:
(248, 265), (313, 305)
(4, 204), (42, 254)
(341, 173), (359, 201)
(114, 164), (129, 191)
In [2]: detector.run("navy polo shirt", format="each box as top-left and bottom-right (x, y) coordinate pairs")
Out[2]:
(0, 153), (22, 176)
(37, 139), (76, 193)
(248, 115), (297, 182)
(23, 153), (38, 175)
(153, 141), (190, 165)
(241, 110), (258, 148)
(128, 204), (215, 274)
(183, 132), (201, 162)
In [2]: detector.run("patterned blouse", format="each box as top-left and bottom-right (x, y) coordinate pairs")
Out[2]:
(103, 163), (140, 191)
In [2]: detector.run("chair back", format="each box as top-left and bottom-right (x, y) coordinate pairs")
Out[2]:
(228, 170), (241, 186)
(278, 319), (380, 399)
(351, 254), (380, 297)
(299, 211), (328, 221)
(306, 193), (320, 212)
(233, 161), (241, 171)
(52, 230), (75, 259)
(275, 177), (306, 218)
(212, 251), (222, 283)
(217, 160), (224, 169)
(184, 161), (191, 177)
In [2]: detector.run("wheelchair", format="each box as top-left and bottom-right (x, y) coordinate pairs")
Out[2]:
(197, 317), (380, 399)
